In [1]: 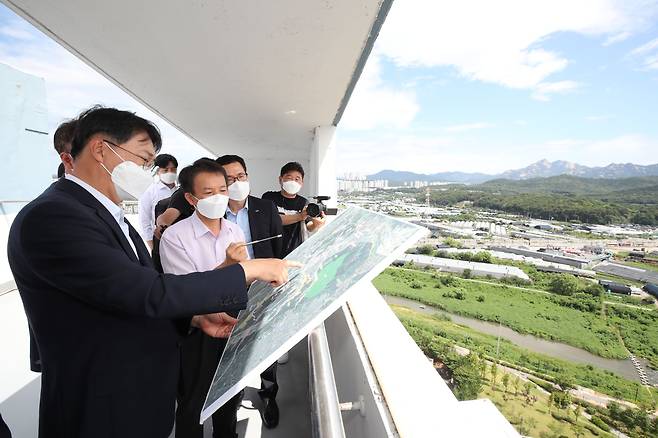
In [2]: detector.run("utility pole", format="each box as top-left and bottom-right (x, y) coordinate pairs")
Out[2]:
(496, 321), (501, 361)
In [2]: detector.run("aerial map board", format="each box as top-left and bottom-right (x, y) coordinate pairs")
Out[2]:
(200, 206), (427, 422)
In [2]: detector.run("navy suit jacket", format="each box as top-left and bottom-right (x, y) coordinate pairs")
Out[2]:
(246, 195), (283, 259)
(7, 179), (248, 438)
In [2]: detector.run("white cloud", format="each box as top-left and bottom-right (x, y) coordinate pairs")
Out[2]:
(585, 115), (613, 121)
(531, 80), (581, 101)
(340, 55), (419, 130)
(603, 31), (632, 46)
(0, 15), (206, 167)
(630, 37), (658, 56)
(0, 19), (35, 41)
(630, 37), (658, 70)
(444, 122), (494, 133)
(376, 0), (658, 99)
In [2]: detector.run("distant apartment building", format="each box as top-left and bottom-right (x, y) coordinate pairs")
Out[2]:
(403, 180), (429, 188)
(337, 177), (388, 192)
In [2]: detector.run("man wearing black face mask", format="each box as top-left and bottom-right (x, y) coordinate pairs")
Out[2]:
(7, 106), (298, 438)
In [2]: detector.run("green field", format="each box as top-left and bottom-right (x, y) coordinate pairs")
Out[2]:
(392, 306), (658, 406)
(480, 372), (613, 438)
(375, 268), (628, 359)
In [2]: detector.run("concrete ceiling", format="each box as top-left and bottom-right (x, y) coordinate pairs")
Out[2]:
(2, 0), (390, 158)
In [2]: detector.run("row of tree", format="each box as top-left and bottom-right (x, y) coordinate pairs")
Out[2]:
(424, 188), (658, 225)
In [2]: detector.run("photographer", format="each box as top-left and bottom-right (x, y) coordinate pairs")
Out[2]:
(262, 162), (325, 258)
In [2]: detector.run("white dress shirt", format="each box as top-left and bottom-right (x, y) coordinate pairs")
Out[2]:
(138, 180), (176, 241)
(159, 212), (247, 275)
(225, 198), (254, 259)
(65, 174), (138, 257)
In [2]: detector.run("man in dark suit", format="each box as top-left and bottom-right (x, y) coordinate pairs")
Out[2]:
(7, 106), (295, 438)
(217, 155), (284, 430)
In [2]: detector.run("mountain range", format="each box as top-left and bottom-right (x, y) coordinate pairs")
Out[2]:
(367, 159), (658, 184)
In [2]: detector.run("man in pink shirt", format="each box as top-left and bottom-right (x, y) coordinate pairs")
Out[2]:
(160, 159), (248, 438)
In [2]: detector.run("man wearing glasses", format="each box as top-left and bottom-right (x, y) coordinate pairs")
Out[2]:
(7, 106), (296, 438)
(216, 155), (286, 429)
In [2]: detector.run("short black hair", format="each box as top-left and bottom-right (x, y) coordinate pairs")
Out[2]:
(215, 154), (247, 172)
(57, 163), (65, 178)
(179, 158), (227, 195)
(154, 153), (178, 169)
(53, 119), (77, 154)
(70, 105), (162, 158)
(280, 161), (304, 178)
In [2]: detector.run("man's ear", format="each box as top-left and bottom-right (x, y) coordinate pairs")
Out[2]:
(184, 192), (197, 208)
(88, 136), (106, 163)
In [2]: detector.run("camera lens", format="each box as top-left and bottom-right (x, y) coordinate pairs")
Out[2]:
(306, 203), (320, 218)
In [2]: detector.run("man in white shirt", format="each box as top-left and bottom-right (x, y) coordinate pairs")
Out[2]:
(160, 159), (248, 438)
(138, 153), (178, 248)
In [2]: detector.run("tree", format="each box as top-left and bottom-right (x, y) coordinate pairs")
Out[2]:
(581, 282), (604, 297)
(572, 424), (584, 438)
(524, 381), (533, 397)
(451, 353), (484, 401)
(607, 401), (622, 420)
(551, 390), (572, 410)
(416, 244), (435, 255)
(502, 373), (510, 394)
(512, 376), (520, 396)
(490, 363), (499, 389)
(554, 374), (575, 391)
(549, 274), (580, 296)
(573, 405), (582, 423)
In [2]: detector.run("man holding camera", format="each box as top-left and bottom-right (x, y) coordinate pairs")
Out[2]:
(262, 162), (325, 258)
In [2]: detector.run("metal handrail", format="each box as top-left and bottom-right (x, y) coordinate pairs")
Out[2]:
(308, 323), (346, 438)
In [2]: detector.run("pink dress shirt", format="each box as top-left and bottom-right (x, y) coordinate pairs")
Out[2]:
(160, 212), (247, 275)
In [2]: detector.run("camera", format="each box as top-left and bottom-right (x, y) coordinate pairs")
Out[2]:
(306, 196), (337, 218)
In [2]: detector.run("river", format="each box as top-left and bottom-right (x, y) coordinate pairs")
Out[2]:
(385, 295), (642, 382)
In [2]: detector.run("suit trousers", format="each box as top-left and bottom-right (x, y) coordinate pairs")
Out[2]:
(175, 331), (242, 438)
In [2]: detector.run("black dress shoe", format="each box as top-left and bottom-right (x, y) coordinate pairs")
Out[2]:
(260, 397), (279, 429)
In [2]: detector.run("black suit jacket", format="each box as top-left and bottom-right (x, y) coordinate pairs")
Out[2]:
(7, 179), (248, 438)
(246, 195), (283, 259)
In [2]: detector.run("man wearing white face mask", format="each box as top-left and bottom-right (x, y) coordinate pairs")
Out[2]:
(217, 154), (284, 429)
(7, 106), (297, 438)
(159, 159), (249, 438)
(262, 161), (325, 258)
(138, 153), (178, 248)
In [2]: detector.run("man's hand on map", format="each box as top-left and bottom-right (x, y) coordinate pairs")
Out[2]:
(239, 259), (303, 287)
(192, 312), (238, 338)
(225, 242), (249, 265)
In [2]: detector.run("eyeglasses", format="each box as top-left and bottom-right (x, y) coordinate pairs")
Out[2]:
(103, 140), (153, 170)
(226, 173), (248, 184)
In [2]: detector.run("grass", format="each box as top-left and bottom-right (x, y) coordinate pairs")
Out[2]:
(606, 305), (658, 370)
(375, 267), (628, 359)
(480, 373), (613, 438)
(392, 306), (658, 406)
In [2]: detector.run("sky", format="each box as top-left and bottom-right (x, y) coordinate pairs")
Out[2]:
(1, 0), (658, 176)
